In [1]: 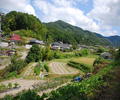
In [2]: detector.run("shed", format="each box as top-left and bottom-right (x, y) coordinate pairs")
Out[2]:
(100, 52), (112, 59)
(29, 39), (44, 45)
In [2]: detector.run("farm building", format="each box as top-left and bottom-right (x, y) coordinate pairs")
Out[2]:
(29, 39), (45, 45)
(100, 52), (112, 59)
(0, 49), (16, 56)
(51, 42), (71, 51)
(10, 34), (21, 42)
(0, 42), (9, 48)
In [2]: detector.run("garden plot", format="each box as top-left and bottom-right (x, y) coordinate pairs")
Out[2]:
(0, 57), (11, 70)
(49, 62), (79, 75)
(0, 79), (45, 98)
(22, 62), (37, 77)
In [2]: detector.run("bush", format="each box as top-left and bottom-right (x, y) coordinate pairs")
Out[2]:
(26, 44), (42, 63)
(75, 49), (90, 57)
(5, 71), (17, 78)
(44, 64), (49, 72)
(93, 57), (105, 66)
(34, 62), (45, 75)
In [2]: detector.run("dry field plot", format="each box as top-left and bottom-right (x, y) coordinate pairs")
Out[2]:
(0, 79), (45, 98)
(49, 62), (79, 75)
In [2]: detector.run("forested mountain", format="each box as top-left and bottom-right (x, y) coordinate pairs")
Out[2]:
(2, 11), (119, 47)
(45, 20), (111, 46)
(106, 36), (120, 47)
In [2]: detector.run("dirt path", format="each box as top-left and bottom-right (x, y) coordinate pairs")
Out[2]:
(49, 62), (79, 74)
(0, 79), (45, 98)
(20, 50), (28, 60)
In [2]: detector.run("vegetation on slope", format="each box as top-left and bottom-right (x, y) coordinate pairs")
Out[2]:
(2, 11), (47, 40)
(45, 20), (111, 45)
(1, 11), (114, 46)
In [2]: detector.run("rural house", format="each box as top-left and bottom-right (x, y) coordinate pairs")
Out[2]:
(100, 52), (112, 59)
(29, 39), (45, 45)
(10, 34), (21, 42)
(51, 42), (71, 51)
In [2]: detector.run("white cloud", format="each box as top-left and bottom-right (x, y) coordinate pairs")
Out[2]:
(0, 0), (36, 16)
(0, 0), (119, 36)
(88, 0), (120, 36)
(90, 0), (120, 26)
(33, 0), (100, 33)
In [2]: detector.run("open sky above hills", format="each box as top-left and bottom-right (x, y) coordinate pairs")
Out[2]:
(0, 0), (120, 36)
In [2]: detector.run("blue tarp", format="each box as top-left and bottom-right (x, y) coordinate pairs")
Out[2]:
(74, 76), (82, 82)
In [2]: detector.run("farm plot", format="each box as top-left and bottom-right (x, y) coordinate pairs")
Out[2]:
(0, 57), (11, 70)
(0, 79), (45, 98)
(49, 62), (80, 75)
(21, 62), (37, 78)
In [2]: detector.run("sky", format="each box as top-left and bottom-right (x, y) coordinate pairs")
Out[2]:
(0, 0), (120, 36)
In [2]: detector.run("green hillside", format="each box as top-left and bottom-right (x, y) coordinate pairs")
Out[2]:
(45, 20), (111, 45)
(2, 11), (47, 40)
(2, 11), (111, 46)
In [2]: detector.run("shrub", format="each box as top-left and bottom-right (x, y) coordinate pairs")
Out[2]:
(5, 71), (17, 78)
(44, 64), (49, 72)
(26, 44), (42, 63)
(34, 62), (44, 75)
(93, 57), (105, 66)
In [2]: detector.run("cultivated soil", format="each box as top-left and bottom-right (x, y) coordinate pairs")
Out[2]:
(0, 79), (45, 98)
(49, 62), (79, 74)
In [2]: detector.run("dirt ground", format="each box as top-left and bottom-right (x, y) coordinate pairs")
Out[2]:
(49, 62), (79, 74)
(0, 57), (11, 70)
(0, 79), (45, 98)
(21, 62), (37, 77)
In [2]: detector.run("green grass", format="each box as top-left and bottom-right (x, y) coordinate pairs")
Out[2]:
(71, 57), (95, 66)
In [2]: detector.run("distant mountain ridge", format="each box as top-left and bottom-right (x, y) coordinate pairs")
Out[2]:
(106, 36), (120, 47)
(45, 20), (111, 46)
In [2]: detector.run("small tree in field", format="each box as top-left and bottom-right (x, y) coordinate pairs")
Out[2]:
(26, 44), (42, 63)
